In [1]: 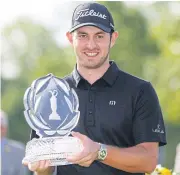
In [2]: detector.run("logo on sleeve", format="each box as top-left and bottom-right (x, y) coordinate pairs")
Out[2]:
(152, 124), (164, 134)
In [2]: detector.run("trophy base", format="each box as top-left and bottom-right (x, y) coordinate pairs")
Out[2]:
(23, 136), (83, 166)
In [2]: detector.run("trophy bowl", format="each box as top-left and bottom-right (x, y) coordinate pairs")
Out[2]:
(23, 73), (83, 166)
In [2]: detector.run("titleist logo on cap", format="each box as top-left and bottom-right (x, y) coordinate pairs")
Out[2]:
(75, 9), (107, 20)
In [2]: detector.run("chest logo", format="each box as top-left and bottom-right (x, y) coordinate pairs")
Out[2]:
(109, 101), (116, 106)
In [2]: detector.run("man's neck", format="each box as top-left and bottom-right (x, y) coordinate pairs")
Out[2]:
(77, 61), (110, 85)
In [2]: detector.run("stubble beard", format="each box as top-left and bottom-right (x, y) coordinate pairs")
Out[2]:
(78, 46), (111, 70)
(84, 54), (109, 69)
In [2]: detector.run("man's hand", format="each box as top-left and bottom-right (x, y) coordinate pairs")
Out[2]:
(22, 159), (53, 175)
(67, 131), (100, 167)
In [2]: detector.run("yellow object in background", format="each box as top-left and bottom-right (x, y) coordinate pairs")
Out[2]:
(146, 164), (180, 175)
(154, 164), (172, 175)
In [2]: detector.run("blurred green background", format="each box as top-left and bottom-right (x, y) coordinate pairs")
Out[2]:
(1, 1), (180, 170)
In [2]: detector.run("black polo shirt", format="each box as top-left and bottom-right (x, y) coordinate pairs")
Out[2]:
(31, 61), (166, 175)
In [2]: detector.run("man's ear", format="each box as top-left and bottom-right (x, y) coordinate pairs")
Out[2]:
(110, 31), (119, 48)
(66, 32), (73, 45)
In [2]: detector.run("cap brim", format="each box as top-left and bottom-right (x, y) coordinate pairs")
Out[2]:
(69, 23), (112, 33)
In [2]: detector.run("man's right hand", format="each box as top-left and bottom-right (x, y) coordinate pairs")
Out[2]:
(22, 159), (54, 175)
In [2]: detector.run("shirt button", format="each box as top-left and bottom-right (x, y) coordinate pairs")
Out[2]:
(89, 111), (92, 114)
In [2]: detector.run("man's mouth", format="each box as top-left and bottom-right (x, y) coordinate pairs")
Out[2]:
(84, 52), (99, 57)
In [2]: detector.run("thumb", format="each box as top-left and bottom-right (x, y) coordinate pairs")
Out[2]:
(71, 131), (86, 142)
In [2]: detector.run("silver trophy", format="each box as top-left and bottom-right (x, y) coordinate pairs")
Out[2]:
(23, 73), (83, 166)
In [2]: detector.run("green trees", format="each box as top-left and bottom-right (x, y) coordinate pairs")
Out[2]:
(1, 18), (74, 142)
(100, 1), (160, 77)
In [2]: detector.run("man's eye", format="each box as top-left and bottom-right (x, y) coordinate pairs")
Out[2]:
(96, 35), (104, 39)
(79, 34), (87, 38)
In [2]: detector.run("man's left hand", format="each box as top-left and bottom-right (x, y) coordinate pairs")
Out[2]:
(67, 131), (100, 167)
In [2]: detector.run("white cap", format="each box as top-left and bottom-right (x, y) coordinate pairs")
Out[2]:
(0, 109), (8, 127)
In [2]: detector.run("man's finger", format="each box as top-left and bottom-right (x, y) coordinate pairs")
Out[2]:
(67, 150), (86, 162)
(79, 160), (92, 167)
(39, 160), (47, 170)
(73, 154), (92, 165)
(44, 160), (51, 168)
(67, 148), (92, 164)
(28, 161), (39, 171)
(22, 159), (28, 166)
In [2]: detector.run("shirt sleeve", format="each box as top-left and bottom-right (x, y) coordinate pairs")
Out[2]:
(132, 82), (167, 146)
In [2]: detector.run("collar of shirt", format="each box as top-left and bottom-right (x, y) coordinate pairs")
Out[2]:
(72, 60), (120, 87)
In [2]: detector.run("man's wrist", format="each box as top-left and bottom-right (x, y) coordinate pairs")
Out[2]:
(96, 143), (108, 161)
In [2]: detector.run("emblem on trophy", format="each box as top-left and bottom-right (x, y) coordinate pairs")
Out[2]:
(49, 90), (61, 120)
(23, 73), (82, 166)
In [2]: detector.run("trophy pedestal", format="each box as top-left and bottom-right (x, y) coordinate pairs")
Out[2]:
(23, 136), (83, 166)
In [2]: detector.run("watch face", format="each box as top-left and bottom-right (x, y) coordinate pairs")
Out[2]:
(98, 144), (107, 160)
(100, 150), (106, 158)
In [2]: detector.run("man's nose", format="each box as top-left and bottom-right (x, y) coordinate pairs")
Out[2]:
(86, 38), (97, 50)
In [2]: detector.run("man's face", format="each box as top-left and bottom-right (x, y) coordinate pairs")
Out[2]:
(67, 26), (118, 69)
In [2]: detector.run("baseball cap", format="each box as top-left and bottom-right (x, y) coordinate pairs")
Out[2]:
(69, 2), (115, 33)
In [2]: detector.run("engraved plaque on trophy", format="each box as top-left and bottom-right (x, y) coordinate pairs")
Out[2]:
(23, 73), (83, 166)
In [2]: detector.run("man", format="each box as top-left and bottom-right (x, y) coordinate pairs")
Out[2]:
(23, 2), (167, 175)
(1, 110), (29, 175)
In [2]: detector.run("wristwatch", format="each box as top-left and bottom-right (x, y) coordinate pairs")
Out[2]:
(97, 143), (107, 161)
